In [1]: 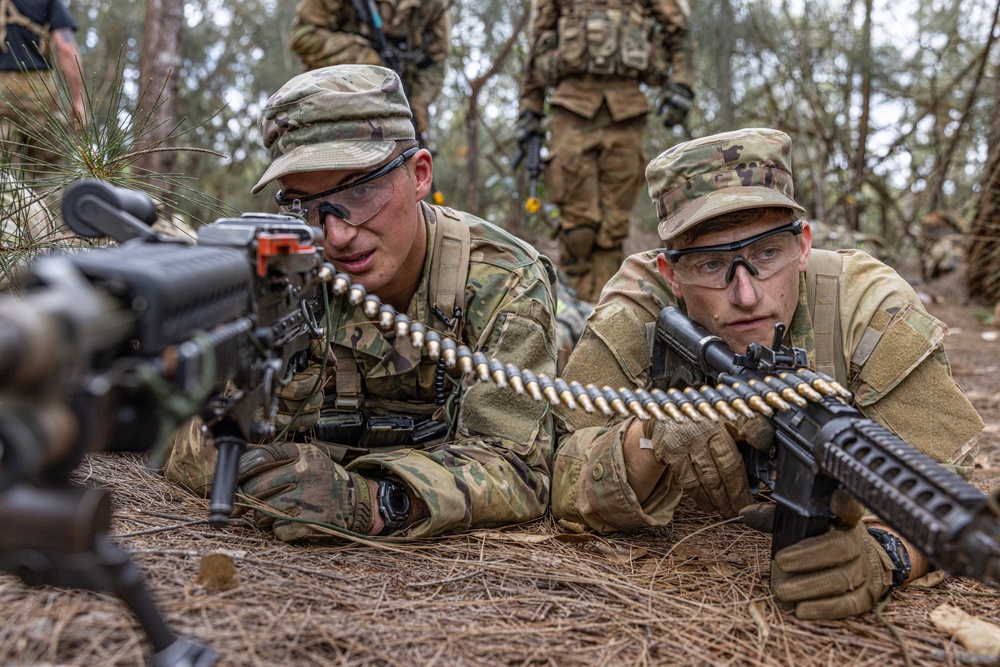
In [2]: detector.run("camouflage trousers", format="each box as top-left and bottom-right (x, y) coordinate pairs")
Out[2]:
(0, 69), (65, 168)
(548, 105), (647, 302)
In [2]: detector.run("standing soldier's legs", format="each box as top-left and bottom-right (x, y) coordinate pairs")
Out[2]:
(592, 114), (647, 296)
(549, 107), (603, 301)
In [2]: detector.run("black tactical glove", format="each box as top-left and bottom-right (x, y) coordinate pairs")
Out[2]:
(657, 82), (695, 128)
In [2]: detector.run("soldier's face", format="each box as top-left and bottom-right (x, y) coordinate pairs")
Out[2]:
(277, 149), (434, 311)
(658, 212), (813, 354)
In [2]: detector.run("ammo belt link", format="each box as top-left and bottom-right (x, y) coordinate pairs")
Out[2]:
(330, 273), (855, 427)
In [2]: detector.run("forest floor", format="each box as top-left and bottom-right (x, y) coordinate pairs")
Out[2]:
(2, 247), (1000, 667)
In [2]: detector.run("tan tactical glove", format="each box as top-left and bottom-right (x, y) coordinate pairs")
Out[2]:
(740, 491), (895, 620)
(163, 416), (217, 497)
(237, 442), (376, 541)
(643, 413), (773, 518)
(273, 339), (332, 433)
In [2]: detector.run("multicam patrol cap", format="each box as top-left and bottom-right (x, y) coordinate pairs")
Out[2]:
(646, 128), (807, 243)
(252, 65), (416, 194)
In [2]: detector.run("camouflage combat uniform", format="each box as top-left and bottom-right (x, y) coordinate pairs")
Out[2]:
(552, 249), (984, 532)
(550, 127), (984, 534)
(289, 0), (450, 134)
(167, 207), (559, 539)
(323, 203), (558, 537)
(519, 0), (693, 302)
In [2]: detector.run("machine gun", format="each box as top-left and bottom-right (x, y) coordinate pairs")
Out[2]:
(650, 305), (1000, 583)
(0, 179), (332, 665)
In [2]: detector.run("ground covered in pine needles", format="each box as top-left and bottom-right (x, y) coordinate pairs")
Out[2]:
(3, 274), (1000, 667)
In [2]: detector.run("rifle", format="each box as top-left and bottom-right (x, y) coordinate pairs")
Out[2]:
(349, 0), (444, 204)
(650, 305), (1000, 583)
(512, 132), (543, 215)
(0, 179), (332, 665)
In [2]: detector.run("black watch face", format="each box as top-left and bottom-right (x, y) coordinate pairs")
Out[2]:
(387, 487), (409, 514)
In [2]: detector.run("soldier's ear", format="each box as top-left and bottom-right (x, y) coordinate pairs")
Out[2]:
(798, 221), (813, 272)
(410, 148), (434, 200)
(657, 252), (684, 300)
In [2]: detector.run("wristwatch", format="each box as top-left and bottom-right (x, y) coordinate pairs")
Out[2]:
(377, 478), (411, 535)
(867, 527), (913, 589)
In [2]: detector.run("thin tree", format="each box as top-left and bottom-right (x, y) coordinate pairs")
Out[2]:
(134, 0), (185, 192)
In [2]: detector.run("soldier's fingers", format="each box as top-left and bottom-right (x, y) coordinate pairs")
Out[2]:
(773, 555), (866, 603)
(773, 526), (863, 573)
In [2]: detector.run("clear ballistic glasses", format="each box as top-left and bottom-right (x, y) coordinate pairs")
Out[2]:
(275, 147), (419, 228)
(662, 220), (805, 289)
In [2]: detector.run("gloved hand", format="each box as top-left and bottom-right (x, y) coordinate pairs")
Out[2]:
(657, 82), (694, 128)
(273, 363), (326, 432)
(237, 442), (376, 541)
(163, 416), (217, 497)
(740, 490), (895, 620)
(274, 339), (332, 432)
(643, 413), (773, 518)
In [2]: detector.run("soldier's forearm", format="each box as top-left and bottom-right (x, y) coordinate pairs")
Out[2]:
(622, 418), (667, 505)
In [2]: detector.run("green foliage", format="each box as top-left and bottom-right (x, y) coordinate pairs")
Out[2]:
(42, 0), (1000, 258)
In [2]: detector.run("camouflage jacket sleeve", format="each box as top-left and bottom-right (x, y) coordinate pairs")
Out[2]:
(552, 251), (684, 532)
(394, 0), (450, 134)
(519, 0), (557, 116)
(647, 0), (694, 89)
(289, 0), (380, 69)
(836, 250), (983, 477)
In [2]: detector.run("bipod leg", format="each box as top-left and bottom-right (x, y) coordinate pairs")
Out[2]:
(0, 484), (216, 666)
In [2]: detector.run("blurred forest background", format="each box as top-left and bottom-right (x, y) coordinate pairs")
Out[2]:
(3, 0), (1000, 303)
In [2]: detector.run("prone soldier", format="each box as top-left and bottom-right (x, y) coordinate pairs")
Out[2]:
(552, 127), (984, 619)
(165, 65), (559, 540)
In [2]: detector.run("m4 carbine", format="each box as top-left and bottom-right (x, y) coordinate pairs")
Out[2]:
(0, 179), (332, 665)
(651, 305), (1000, 584)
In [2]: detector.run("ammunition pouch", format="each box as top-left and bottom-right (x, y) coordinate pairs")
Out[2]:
(532, 2), (666, 87)
(312, 407), (449, 464)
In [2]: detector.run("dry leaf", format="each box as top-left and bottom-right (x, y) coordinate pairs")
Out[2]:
(930, 603), (1000, 656)
(748, 601), (770, 644)
(195, 553), (239, 592)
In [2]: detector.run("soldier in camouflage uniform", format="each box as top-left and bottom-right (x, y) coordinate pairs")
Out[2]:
(288, 0), (449, 135)
(165, 65), (558, 540)
(552, 128), (984, 620)
(517, 0), (694, 302)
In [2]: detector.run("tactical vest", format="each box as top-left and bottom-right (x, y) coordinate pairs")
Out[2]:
(532, 0), (670, 87)
(315, 205), (471, 463)
(0, 0), (50, 59)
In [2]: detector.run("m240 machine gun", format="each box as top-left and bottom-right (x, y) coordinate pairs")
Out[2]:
(0, 179), (333, 665)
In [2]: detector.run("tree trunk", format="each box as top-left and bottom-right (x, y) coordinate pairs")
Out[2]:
(966, 56), (1000, 307)
(845, 0), (872, 233)
(134, 0), (185, 191)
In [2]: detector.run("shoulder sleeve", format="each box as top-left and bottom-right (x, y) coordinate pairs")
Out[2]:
(47, 0), (78, 31)
(838, 251), (984, 467)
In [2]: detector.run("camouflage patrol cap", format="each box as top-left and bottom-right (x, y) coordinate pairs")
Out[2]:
(252, 65), (415, 194)
(646, 128), (806, 243)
